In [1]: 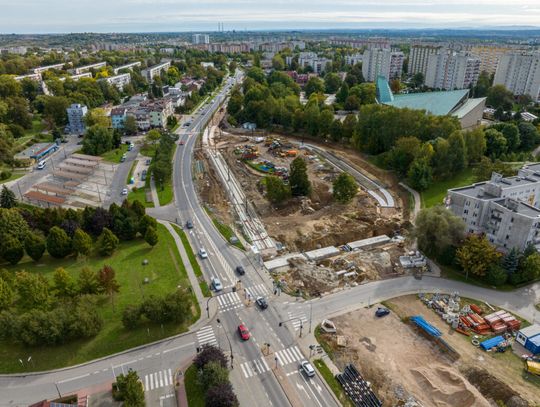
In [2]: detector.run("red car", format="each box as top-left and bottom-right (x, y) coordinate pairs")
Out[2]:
(238, 324), (250, 341)
(179, 140), (185, 145)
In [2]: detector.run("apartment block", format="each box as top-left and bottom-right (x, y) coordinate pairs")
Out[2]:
(110, 95), (173, 130)
(113, 61), (141, 75)
(33, 63), (65, 74)
(192, 34), (210, 45)
(100, 73), (131, 91)
(425, 50), (481, 90)
(141, 61), (171, 83)
(297, 52), (331, 74)
(409, 43), (442, 76)
(74, 62), (106, 75)
(493, 52), (540, 101)
(470, 45), (515, 75)
(329, 37), (390, 50)
(66, 103), (88, 135)
(447, 164), (540, 251)
(361, 49), (404, 82)
(344, 54), (363, 66)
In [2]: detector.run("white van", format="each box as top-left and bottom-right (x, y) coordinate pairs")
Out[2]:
(37, 160), (46, 170)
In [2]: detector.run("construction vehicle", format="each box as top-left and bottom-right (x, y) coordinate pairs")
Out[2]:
(525, 360), (540, 376)
(286, 150), (298, 157)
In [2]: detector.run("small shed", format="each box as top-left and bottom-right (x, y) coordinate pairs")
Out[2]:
(525, 334), (540, 355)
(516, 324), (540, 346)
(304, 246), (340, 261)
(480, 335), (504, 351)
(346, 235), (390, 251)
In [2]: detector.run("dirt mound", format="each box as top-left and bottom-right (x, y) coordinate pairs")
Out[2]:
(410, 365), (490, 407)
(463, 367), (529, 407)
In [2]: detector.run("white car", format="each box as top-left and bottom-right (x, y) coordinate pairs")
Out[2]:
(211, 277), (223, 291)
(121, 188), (128, 195)
(198, 248), (208, 259)
(300, 361), (315, 378)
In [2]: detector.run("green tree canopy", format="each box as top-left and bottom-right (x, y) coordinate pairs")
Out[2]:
(456, 234), (502, 277)
(265, 176), (291, 205)
(332, 172), (358, 203)
(46, 226), (72, 259)
(289, 157), (311, 197)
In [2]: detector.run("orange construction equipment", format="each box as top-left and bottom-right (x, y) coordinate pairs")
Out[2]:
(286, 150), (298, 157)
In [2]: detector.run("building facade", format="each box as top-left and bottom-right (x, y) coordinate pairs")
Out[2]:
(141, 61), (171, 83)
(425, 50), (481, 90)
(470, 45), (514, 75)
(74, 62), (106, 75)
(113, 61), (141, 75)
(66, 103), (88, 135)
(192, 34), (210, 45)
(409, 43), (441, 76)
(493, 52), (540, 101)
(101, 73), (131, 91)
(447, 164), (540, 251)
(362, 49), (404, 82)
(297, 52), (332, 74)
(345, 54), (363, 66)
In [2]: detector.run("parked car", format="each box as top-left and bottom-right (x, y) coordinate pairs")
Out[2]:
(179, 140), (185, 145)
(300, 361), (315, 378)
(198, 248), (208, 259)
(235, 266), (245, 276)
(146, 159), (151, 165)
(211, 277), (223, 291)
(238, 324), (250, 341)
(121, 188), (128, 196)
(186, 220), (194, 229)
(37, 160), (46, 170)
(375, 307), (390, 317)
(256, 296), (268, 309)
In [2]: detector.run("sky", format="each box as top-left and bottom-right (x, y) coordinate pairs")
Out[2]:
(1, 0), (540, 34)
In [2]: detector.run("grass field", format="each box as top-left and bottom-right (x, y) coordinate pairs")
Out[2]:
(0, 223), (199, 373)
(0, 172), (25, 184)
(421, 168), (475, 208)
(128, 188), (154, 208)
(172, 224), (211, 297)
(101, 144), (129, 163)
(313, 359), (353, 407)
(203, 207), (245, 250)
(155, 144), (177, 206)
(184, 364), (205, 407)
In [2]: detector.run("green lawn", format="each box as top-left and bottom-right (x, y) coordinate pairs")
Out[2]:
(172, 224), (210, 297)
(0, 172), (25, 184)
(140, 144), (157, 158)
(184, 364), (205, 407)
(101, 144), (129, 163)
(204, 207), (245, 250)
(126, 160), (138, 184)
(440, 264), (516, 292)
(421, 168), (475, 208)
(313, 359), (353, 407)
(155, 144), (177, 206)
(0, 223), (199, 373)
(128, 188), (154, 208)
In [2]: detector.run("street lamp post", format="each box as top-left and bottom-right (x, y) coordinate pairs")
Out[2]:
(308, 302), (313, 334)
(216, 318), (234, 369)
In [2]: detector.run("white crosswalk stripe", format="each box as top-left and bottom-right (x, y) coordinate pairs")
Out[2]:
(274, 346), (304, 367)
(196, 326), (218, 347)
(240, 357), (271, 378)
(143, 368), (173, 391)
(216, 291), (243, 312)
(245, 283), (270, 299)
(287, 311), (308, 331)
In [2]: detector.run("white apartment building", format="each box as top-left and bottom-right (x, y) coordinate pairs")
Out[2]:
(33, 63), (65, 74)
(141, 61), (171, 83)
(298, 52), (332, 74)
(192, 34), (210, 45)
(345, 54), (363, 66)
(409, 43), (442, 76)
(470, 45), (516, 75)
(361, 49), (404, 82)
(74, 62), (106, 75)
(425, 50), (481, 90)
(493, 52), (540, 101)
(113, 61), (141, 75)
(100, 73), (131, 91)
(66, 103), (88, 135)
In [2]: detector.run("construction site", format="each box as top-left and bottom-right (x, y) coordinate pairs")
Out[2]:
(317, 295), (540, 407)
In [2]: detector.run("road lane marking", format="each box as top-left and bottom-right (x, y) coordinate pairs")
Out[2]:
(57, 373), (90, 384)
(163, 342), (195, 353)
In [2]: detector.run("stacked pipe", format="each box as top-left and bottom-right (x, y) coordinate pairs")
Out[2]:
(336, 364), (382, 407)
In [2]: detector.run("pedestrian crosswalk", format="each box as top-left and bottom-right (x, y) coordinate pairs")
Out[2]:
(144, 368), (173, 391)
(274, 345), (304, 367)
(245, 283), (269, 299)
(197, 325), (217, 347)
(216, 291), (243, 312)
(240, 357), (271, 378)
(287, 311), (308, 331)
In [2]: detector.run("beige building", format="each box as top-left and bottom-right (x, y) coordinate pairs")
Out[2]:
(409, 43), (441, 76)
(494, 52), (540, 101)
(470, 45), (514, 75)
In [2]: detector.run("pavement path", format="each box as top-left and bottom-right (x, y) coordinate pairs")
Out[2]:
(150, 177), (160, 208)
(399, 182), (422, 221)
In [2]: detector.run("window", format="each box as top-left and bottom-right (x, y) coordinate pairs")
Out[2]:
(464, 209), (469, 214)
(506, 235), (509, 239)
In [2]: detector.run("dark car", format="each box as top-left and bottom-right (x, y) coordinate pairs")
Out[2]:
(375, 307), (390, 317)
(186, 220), (194, 229)
(235, 266), (245, 275)
(256, 296), (268, 309)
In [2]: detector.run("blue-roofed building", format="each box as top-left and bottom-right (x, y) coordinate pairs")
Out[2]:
(376, 76), (485, 129)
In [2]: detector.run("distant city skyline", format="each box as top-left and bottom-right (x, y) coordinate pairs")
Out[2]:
(2, 0), (540, 34)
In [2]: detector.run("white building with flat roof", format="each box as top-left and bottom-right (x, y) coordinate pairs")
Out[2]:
(113, 61), (142, 75)
(362, 48), (404, 81)
(192, 34), (210, 44)
(493, 52), (540, 101)
(425, 50), (481, 90)
(409, 43), (442, 76)
(100, 73), (131, 91)
(66, 103), (88, 135)
(74, 62), (106, 74)
(141, 61), (171, 83)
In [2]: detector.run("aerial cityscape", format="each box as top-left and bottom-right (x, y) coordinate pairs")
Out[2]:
(0, 1), (540, 407)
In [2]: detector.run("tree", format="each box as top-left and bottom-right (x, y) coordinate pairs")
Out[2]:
(82, 125), (113, 156)
(0, 208), (29, 244)
(114, 370), (145, 406)
(517, 122), (540, 151)
(0, 277), (14, 310)
(1, 236), (24, 265)
(388, 136), (422, 176)
(97, 265), (120, 309)
(304, 77), (325, 97)
(84, 108), (111, 128)
(344, 95), (360, 111)
(484, 128), (507, 159)
(518, 251), (540, 283)
(335, 82), (349, 104)
(201, 361), (229, 389)
(463, 127), (486, 164)
(194, 345), (229, 369)
(413, 206), (465, 258)
(24, 232), (46, 262)
(486, 85), (514, 110)
(78, 266), (100, 295)
(124, 115), (138, 135)
(324, 73), (342, 94)
(0, 185), (16, 209)
(407, 158), (432, 191)
(97, 227), (119, 256)
(411, 72), (424, 88)
(206, 382), (239, 407)
(72, 228), (92, 257)
(53, 267), (76, 297)
(289, 157), (311, 197)
(490, 123), (520, 152)
(0, 75), (22, 98)
(333, 173), (357, 203)
(486, 264), (508, 286)
(144, 226), (158, 247)
(264, 175), (290, 204)
(145, 129), (161, 144)
(318, 109), (334, 138)
(46, 226), (72, 259)
(472, 71), (492, 97)
(15, 271), (50, 310)
(122, 305), (142, 329)
(139, 214), (157, 236)
(447, 130), (467, 172)
(271, 55), (285, 70)
(502, 247), (520, 276)
(456, 234), (502, 278)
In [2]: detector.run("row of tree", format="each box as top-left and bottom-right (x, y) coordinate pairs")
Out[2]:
(414, 206), (540, 286)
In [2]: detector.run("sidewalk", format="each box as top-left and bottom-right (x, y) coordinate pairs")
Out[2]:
(150, 177), (160, 208)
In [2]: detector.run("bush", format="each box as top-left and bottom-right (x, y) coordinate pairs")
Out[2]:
(122, 305), (141, 329)
(1, 236), (24, 265)
(24, 232), (46, 261)
(97, 227), (119, 256)
(46, 226), (72, 259)
(194, 345), (228, 369)
(0, 171), (11, 180)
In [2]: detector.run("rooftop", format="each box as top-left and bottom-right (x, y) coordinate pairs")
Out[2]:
(492, 198), (540, 218)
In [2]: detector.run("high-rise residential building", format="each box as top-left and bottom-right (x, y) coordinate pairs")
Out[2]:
(470, 45), (516, 75)
(345, 54), (363, 66)
(329, 37), (390, 50)
(192, 34), (210, 45)
(99, 73), (131, 91)
(297, 52), (332, 74)
(409, 43), (442, 76)
(141, 61), (171, 83)
(66, 103), (88, 135)
(425, 50), (481, 90)
(361, 49), (404, 82)
(493, 52), (540, 101)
